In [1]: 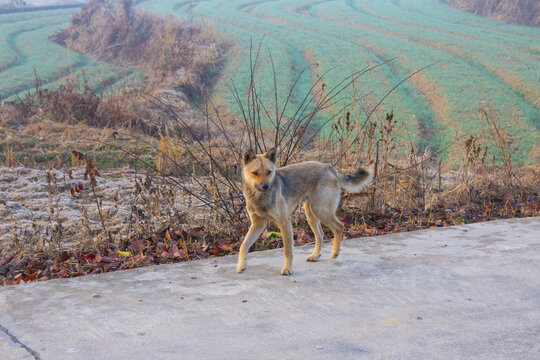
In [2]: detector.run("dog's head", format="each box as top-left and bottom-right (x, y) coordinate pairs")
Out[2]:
(242, 147), (277, 192)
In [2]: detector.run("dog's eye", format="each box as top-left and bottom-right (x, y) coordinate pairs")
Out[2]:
(252, 171), (259, 176)
(266, 170), (271, 175)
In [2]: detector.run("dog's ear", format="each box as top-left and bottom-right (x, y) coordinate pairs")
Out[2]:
(265, 147), (277, 163)
(243, 149), (256, 165)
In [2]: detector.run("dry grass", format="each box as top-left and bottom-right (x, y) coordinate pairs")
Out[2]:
(444, 0), (540, 27)
(52, 0), (228, 100)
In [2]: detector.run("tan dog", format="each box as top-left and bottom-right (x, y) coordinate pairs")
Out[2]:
(237, 147), (373, 275)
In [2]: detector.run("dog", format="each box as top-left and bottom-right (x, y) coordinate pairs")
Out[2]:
(237, 147), (373, 275)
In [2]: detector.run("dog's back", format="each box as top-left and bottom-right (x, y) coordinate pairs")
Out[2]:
(277, 161), (373, 205)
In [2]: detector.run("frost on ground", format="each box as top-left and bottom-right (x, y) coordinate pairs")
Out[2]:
(0, 0), (86, 7)
(0, 166), (142, 247)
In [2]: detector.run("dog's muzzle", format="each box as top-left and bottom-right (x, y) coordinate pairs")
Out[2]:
(256, 183), (270, 192)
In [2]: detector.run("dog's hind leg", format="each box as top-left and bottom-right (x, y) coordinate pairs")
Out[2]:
(310, 195), (345, 259)
(327, 214), (345, 258)
(304, 202), (324, 262)
(237, 215), (267, 274)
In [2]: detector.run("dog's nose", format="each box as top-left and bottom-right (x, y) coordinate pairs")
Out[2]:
(262, 183), (269, 190)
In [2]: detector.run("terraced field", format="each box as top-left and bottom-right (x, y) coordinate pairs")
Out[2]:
(1, 1), (538, 163)
(137, 0), (540, 163)
(0, 6), (136, 101)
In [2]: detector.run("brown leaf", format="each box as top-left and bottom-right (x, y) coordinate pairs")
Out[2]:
(168, 245), (181, 259)
(24, 273), (37, 281)
(59, 251), (71, 262)
(129, 240), (145, 252)
(208, 245), (221, 256)
(221, 244), (233, 252)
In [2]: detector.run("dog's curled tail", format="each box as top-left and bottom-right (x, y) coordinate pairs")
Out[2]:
(339, 166), (374, 193)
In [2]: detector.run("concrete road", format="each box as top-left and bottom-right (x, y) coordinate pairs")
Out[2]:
(1, 217), (539, 360)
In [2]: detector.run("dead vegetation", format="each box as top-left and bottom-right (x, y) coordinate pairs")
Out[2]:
(52, 0), (228, 100)
(444, 0), (540, 27)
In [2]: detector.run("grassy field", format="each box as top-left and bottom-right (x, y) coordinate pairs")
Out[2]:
(137, 0), (540, 164)
(0, 6), (137, 101)
(0, 1), (538, 164)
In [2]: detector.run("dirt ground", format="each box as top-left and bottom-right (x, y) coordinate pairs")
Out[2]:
(0, 166), (141, 246)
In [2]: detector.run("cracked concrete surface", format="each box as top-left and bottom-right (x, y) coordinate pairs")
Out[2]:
(0, 324), (40, 359)
(0, 217), (539, 359)
(1, 331), (35, 359)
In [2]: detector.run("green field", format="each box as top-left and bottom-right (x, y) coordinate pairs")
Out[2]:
(136, 0), (540, 163)
(0, 6), (137, 101)
(1, 1), (539, 163)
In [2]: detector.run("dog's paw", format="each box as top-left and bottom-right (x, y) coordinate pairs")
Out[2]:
(331, 251), (340, 259)
(236, 264), (246, 274)
(280, 267), (292, 276)
(306, 254), (320, 262)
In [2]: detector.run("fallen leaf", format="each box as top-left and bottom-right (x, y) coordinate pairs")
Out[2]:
(168, 245), (181, 259)
(128, 240), (145, 252)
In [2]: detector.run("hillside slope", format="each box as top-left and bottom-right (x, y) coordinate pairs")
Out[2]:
(444, 0), (540, 27)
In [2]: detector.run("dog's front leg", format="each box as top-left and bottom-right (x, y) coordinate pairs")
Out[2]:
(237, 215), (267, 274)
(277, 218), (294, 275)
